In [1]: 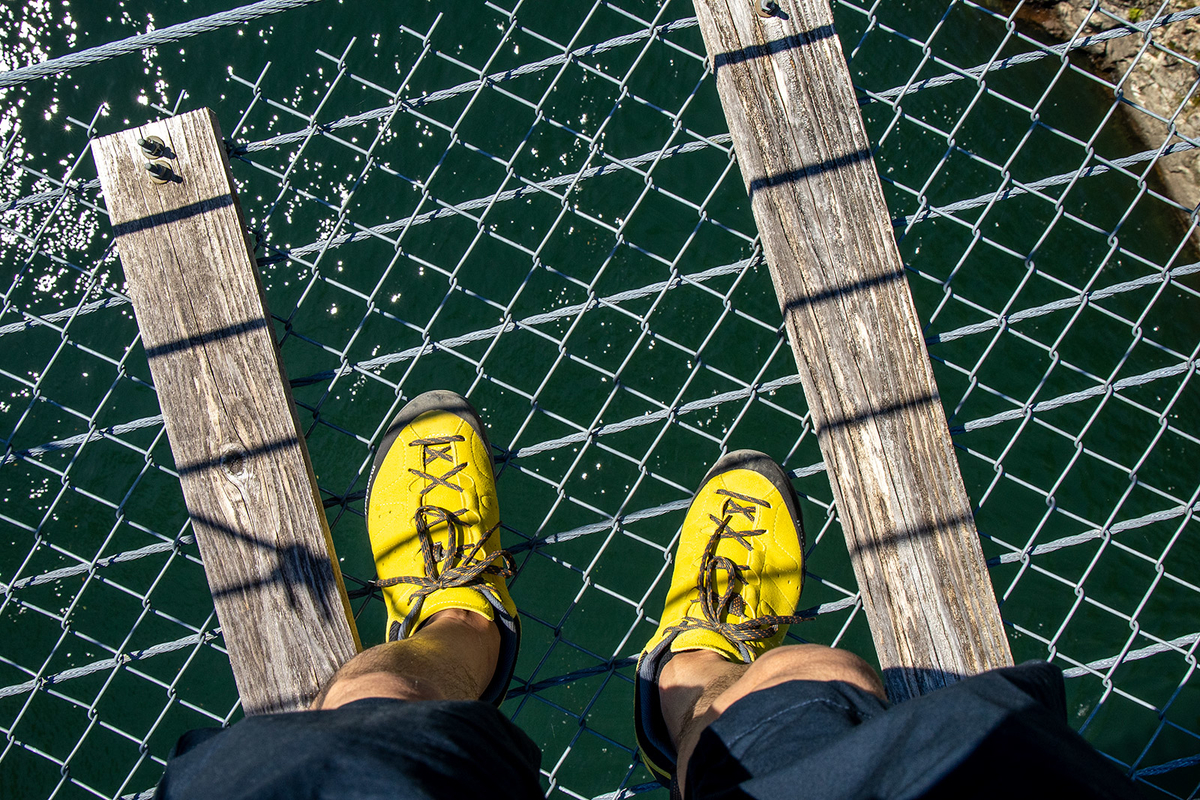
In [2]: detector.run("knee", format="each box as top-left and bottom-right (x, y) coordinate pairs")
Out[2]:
(744, 645), (886, 701)
(314, 671), (444, 710)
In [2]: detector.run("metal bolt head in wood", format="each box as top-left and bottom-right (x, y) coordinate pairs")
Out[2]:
(138, 135), (168, 158)
(145, 160), (176, 184)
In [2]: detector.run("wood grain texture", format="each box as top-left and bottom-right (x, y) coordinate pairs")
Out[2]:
(694, 0), (1012, 700)
(91, 108), (360, 715)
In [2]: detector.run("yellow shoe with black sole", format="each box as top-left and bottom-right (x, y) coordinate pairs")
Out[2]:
(635, 450), (807, 786)
(366, 390), (520, 706)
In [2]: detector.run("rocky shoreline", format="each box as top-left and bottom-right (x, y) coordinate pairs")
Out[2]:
(1002, 0), (1199, 239)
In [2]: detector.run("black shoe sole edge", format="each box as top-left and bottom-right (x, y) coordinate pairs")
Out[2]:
(482, 611), (520, 707)
(634, 637), (681, 788)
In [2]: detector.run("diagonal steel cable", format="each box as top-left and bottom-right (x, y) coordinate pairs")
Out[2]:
(0, 0), (328, 89)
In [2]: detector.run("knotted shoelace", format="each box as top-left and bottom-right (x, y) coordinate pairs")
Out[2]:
(665, 488), (806, 655)
(373, 434), (514, 615)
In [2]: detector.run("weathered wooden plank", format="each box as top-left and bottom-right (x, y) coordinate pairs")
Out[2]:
(91, 108), (360, 714)
(693, 0), (1013, 699)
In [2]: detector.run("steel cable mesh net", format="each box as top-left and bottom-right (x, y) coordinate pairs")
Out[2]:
(0, 0), (1197, 798)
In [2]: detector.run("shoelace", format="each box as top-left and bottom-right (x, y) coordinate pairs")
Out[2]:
(374, 434), (514, 630)
(665, 488), (806, 656)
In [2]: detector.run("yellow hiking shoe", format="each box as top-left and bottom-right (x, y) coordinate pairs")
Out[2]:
(365, 390), (520, 705)
(634, 450), (807, 785)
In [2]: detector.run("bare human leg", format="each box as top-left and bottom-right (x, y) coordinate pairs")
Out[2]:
(313, 609), (500, 709)
(659, 644), (885, 796)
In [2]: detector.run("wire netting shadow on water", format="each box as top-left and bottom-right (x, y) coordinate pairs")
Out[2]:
(0, 0), (1197, 797)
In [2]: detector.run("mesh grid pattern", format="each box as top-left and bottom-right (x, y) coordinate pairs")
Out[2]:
(1, 0), (1198, 797)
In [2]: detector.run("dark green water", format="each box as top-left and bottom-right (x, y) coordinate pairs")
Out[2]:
(1, 0), (1197, 798)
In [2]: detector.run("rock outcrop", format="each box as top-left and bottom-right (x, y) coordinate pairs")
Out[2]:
(1010, 0), (1199, 223)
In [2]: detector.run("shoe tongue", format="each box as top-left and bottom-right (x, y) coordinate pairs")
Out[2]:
(670, 629), (743, 662)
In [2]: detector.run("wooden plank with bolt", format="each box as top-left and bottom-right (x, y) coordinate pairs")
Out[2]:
(693, 0), (1013, 700)
(91, 108), (360, 715)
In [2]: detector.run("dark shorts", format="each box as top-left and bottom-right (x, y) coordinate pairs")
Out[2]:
(155, 697), (543, 800)
(157, 661), (1140, 800)
(688, 660), (1142, 800)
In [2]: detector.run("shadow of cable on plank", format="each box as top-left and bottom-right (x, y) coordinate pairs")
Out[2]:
(712, 23), (873, 202)
(185, 508), (341, 625)
(143, 315), (269, 360)
(711, 25), (836, 70)
(110, 193), (234, 237)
